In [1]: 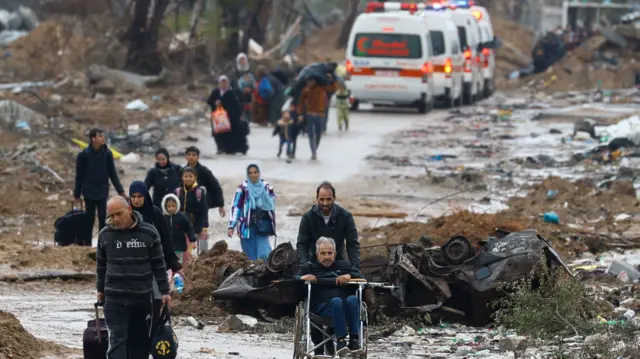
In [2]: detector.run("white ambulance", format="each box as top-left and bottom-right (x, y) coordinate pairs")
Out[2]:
(443, 2), (484, 104)
(471, 5), (496, 97)
(345, 3), (437, 113)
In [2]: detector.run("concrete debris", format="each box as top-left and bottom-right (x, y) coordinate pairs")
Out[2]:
(0, 100), (47, 128)
(87, 64), (167, 95)
(217, 315), (258, 332)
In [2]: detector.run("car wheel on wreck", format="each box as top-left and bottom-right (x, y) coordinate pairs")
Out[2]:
(442, 235), (474, 265)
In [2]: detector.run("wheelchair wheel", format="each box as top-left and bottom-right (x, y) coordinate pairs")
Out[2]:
(292, 303), (304, 359)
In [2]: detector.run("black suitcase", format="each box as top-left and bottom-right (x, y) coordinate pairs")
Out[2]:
(54, 203), (91, 246)
(83, 302), (108, 359)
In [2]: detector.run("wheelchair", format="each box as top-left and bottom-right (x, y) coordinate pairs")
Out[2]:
(292, 278), (395, 359)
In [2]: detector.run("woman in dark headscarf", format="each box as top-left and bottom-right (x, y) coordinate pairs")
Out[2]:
(128, 180), (182, 350)
(207, 75), (249, 155)
(144, 148), (183, 208)
(129, 181), (182, 274)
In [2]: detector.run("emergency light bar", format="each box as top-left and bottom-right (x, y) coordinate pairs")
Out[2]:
(364, 1), (476, 14)
(365, 2), (425, 14)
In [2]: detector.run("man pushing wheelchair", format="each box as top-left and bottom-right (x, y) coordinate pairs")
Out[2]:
(298, 237), (365, 356)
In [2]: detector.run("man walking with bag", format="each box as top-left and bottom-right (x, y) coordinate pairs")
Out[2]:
(96, 196), (171, 359)
(297, 75), (337, 160)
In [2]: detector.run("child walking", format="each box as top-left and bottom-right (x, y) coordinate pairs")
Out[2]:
(175, 167), (209, 254)
(272, 108), (298, 163)
(161, 193), (197, 267)
(335, 82), (352, 131)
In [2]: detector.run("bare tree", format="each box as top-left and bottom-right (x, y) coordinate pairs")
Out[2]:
(336, 0), (360, 49)
(124, 0), (170, 75)
(206, 0), (220, 72)
(182, 0), (205, 80)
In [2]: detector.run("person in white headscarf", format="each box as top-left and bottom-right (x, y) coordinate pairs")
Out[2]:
(206, 75), (249, 155)
(236, 53), (251, 75)
(235, 53), (256, 123)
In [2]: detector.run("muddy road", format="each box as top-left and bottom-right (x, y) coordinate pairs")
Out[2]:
(1, 106), (474, 359)
(3, 98), (630, 358)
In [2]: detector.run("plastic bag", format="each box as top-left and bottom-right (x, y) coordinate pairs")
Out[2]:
(211, 107), (231, 134)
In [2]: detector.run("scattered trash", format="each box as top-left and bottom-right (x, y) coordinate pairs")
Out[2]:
(606, 260), (640, 283)
(125, 99), (149, 111)
(542, 212), (560, 224)
(119, 152), (140, 164)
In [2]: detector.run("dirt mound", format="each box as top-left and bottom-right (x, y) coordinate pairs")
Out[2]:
(171, 241), (249, 317)
(0, 310), (67, 359)
(295, 22), (346, 64)
(492, 17), (535, 90)
(362, 210), (528, 249)
(3, 17), (100, 81)
(507, 177), (638, 226)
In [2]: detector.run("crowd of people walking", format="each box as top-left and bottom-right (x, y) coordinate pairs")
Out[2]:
(205, 52), (350, 162)
(71, 53), (359, 359)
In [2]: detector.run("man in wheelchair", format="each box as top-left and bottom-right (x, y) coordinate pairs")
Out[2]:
(298, 236), (365, 356)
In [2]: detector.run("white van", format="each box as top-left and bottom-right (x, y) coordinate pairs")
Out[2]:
(420, 10), (464, 107)
(345, 8), (436, 113)
(471, 5), (496, 97)
(447, 7), (484, 104)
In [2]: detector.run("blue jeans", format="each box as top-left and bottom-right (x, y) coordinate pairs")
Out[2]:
(315, 296), (360, 339)
(240, 225), (272, 260)
(305, 114), (324, 156)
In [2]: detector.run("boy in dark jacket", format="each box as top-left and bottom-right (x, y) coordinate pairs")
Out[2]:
(74, 128), (126, 246)
(184, 146), (225, 216)
(161, 193), (196, 265)
(175, 167), (209, 254)
(272, 109), (297, 163)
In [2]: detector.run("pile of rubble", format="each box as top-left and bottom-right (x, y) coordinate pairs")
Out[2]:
(171, 241), (249, 317)
(0, 6), (38, 47)
(0, 310), (67, 359)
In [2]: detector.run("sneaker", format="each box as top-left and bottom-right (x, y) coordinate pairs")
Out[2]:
(335, 338), (350, 355)
(286, 159), (292, 164)
(348, 336), (363, 355)
(311, 154), (317, 160)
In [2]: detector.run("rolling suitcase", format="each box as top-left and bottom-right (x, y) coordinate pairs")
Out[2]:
(83, 302), (108, 359)
(54, 203), (91, 246)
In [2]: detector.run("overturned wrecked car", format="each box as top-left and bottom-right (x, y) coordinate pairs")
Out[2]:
(213, 229), (570, 324)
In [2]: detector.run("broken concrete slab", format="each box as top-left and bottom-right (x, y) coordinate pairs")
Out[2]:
(499, 336), (528, 352)
(0, 100), (47, 127)
(87, 64), (167, 95)
(217, 314), (258, 332)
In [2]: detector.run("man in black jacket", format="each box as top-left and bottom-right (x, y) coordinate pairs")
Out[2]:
(96, 196), (171, 359)
(74, 128), (126, 246)
(297, 181), (360, 269)
(298, 237), (364, 355)
(184, 146), (225, 216)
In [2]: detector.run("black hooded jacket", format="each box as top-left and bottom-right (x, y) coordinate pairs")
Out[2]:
(145, 161), (183, 208)
(129, 181), (182, 273)
(296, 204), (360, 269)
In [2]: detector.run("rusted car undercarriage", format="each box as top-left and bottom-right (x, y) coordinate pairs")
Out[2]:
(213, 229), (570, 324)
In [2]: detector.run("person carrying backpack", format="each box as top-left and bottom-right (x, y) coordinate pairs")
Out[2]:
(175, 167), (209, 255)
(252, 66), (272, 126)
